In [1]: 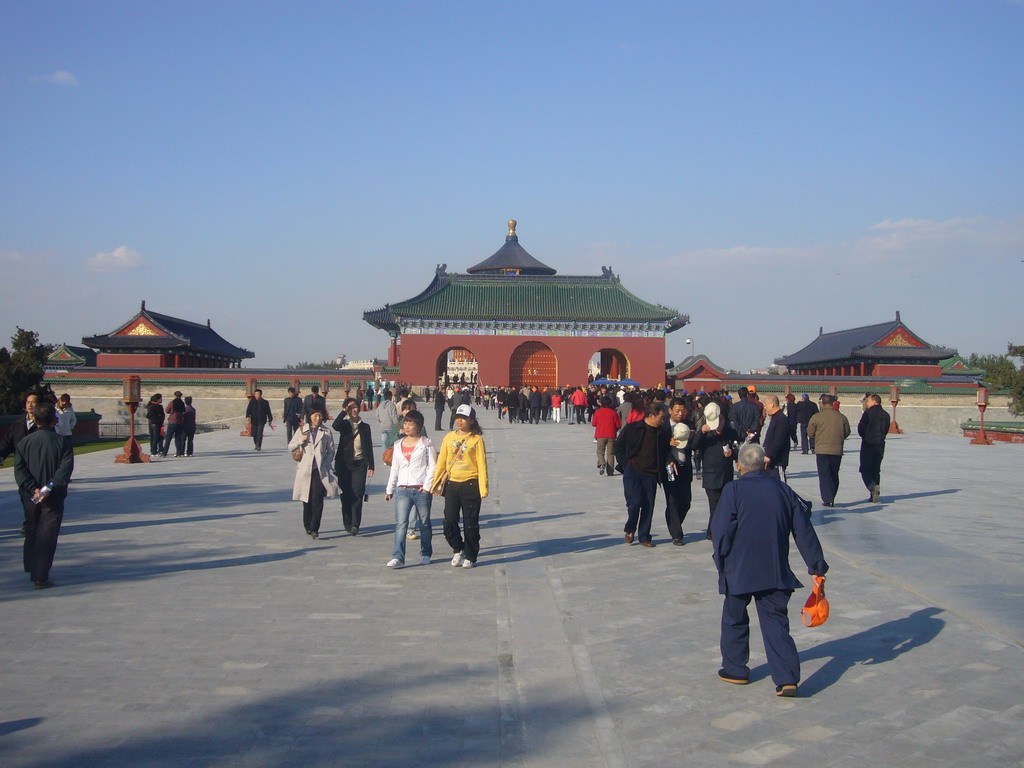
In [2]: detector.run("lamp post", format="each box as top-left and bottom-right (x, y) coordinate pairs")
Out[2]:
(970, 387), (993, 445)
(115, 375), (149, 463)
(888, 385), (904, 434)
(685, 337), (694, 360)
(240, 378), (257, 437)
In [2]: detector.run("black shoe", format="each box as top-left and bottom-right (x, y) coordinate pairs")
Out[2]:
(672, 539), (685, 546)
(822, 501), (834, 507)
(776, 684), (798, 697)
(718, 670), (749, 685)
(32, 580), (55, 589)
(801, 451), (808, 454)
(310, 531), (319, 540)
(350, 527), (358, 536)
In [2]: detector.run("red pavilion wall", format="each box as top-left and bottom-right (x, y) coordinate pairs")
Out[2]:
(397, 334), (668, 388)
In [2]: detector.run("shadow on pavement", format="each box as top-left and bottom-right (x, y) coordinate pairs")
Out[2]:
(9, 665), (608, 768)
(794, 607), (946, 696)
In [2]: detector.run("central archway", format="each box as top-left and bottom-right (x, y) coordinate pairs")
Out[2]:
(590, 348), (630, 381)
(436, 346), (477, 388)
(509, 342), (557, 389)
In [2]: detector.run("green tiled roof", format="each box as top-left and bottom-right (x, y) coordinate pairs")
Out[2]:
(366, 273), (685, 330)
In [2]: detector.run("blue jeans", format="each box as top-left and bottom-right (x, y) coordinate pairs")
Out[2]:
(392, 487), (433, 562)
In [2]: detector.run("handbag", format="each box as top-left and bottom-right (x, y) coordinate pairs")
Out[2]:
(801, 575), (829, 627)
(382, 444), (394, 466)
(292, 445), (304, 462)
(430, 437), (469, 495)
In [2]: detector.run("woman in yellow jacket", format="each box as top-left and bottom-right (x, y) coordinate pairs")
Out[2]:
(432, 404), (488, 568)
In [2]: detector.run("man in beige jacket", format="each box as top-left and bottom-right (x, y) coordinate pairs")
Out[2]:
(806, 395), (850, 507)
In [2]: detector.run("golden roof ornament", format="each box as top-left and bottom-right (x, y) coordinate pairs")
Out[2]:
(508, 219), (517, 237)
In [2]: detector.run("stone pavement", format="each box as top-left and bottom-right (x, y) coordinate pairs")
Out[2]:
(1, 410), (1022, 767)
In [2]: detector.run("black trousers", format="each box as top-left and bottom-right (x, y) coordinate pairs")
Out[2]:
(663, 470), (692, 541)
(705, 481), (731, 533)
(184, 428), (196, 456)
(338, 459), (368, 531)
(799, 424), (813, 453)
(149, 425), (162, 455)
(529, 407), (540, 424)
(22, 492), (64, 583)
(443, 478), (482, 562)
(720, 589), (799, 687)
(859, 443), (885, 492)
(622, 466), (658, 543)
(816, 453), (843, 504)
(252, 421), (266, 450)
(303, 470), (327, 533)
(434, 409), (444, 432)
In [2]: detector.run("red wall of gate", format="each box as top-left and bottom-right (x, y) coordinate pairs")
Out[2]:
(397, 334), (667, 388)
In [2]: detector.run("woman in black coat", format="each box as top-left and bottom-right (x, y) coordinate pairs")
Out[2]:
(691, 401), (740, 539)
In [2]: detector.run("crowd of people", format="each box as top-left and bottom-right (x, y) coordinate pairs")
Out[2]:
(4, 377), (897, 696)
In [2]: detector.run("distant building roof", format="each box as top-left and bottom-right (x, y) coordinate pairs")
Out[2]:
(466, 220), (556, 276)
(46, 343), (96, 368)
(364, 271), (687, 332)
(82, 301), (254, 361)
(775, 312), (955, 367)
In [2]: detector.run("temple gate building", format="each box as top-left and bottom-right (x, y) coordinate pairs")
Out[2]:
(364, 221), (688, 388)
(81, 301), (254, 369)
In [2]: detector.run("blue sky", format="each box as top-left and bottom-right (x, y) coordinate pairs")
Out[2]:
(2, 1), (1022, 373)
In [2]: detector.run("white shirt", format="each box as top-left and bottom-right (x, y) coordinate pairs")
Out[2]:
(385, 436), (438, 494)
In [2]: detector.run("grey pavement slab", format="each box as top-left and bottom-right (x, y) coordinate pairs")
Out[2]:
(1, 412), (1022, 767)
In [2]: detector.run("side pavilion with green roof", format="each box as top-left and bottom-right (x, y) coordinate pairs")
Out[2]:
(364, 221), (688, 388)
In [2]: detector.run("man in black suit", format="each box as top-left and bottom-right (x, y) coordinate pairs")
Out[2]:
(283, 387), (303, 442)
(1, 392), (40, 535)
(712, 442), (828, 697)
(244, 389), (274, 451)
(333, 398), (375, 535)
(15, 401), (74, 588)
(760, 395), (791, 481)
(0, 392), (39, 467)
(794, 394), (818, 454)
(858, 393), (891, 503)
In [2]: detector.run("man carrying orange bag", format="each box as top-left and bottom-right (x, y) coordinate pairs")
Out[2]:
(711, 442), (829, 698)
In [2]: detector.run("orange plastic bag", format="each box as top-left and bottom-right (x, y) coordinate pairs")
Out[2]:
(801, 575), (829, 627)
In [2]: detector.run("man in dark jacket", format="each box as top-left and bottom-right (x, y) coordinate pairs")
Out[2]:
(245, 389), (274, 451)
(15, 401), (74, 588)
(145, 393), (164, 457)
(760, 395), (791, 481)
(433, 386), (446, 431)
(858, 393), (891, 503)
(283, 387), (303, 442)
(333, 398), (375, 535)
(0, 392), (39, 467)
(712, 442), (828, 697)
(730, 387), (761, 443)
(794, 394), (818, 454)
(614, 402), (669, 547)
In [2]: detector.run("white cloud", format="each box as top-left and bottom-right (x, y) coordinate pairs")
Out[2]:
(33, 70), (79, 86)
(659, 214), (1024, 266)
(86, 246), (144, 273)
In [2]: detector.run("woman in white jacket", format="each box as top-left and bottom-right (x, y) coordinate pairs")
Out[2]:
(383, 410), (437, 567)
(287, 406), (340, 539)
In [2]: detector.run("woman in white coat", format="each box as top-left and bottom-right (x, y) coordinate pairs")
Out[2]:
(288, 406), (340, 539)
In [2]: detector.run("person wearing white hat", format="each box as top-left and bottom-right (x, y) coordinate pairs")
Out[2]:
(692, 401), (741, 539)
(431, 404), (488, 568)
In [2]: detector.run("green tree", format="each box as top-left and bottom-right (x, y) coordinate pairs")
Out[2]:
(1006, 344), (1024, 418)
(285, 360), (339, 370)
(967, 352), (1017, 390)
(0, 327), (55, 414)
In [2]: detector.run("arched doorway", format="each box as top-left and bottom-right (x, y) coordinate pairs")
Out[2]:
(509, 342), (557, 389)
(436, 347), (478, 388)
(589, 348), (630, 381)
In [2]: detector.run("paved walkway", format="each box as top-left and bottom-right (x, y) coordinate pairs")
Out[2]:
(1, 410), (1022, 767)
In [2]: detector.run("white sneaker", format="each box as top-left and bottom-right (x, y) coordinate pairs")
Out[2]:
(451, 551), (465, 567)
(407, 531), (420, 540)
(420, 555), (431, 565)
(461, 559), (474, 568)
(386, 558), (404, 568)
